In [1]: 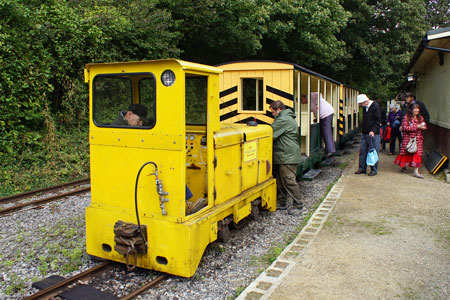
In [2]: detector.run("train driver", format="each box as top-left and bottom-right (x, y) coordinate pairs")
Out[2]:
(113, 104), (148, 126)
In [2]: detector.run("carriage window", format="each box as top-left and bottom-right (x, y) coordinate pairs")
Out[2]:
(186, 75), (207, 125)
(242, 78), (263, 111)
(93, 74), (155, 128)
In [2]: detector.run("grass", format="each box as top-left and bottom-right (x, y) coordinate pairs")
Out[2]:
(3, 273), (26, 295)
(0, 127), (90, 197)
(227, 286), (246, 300)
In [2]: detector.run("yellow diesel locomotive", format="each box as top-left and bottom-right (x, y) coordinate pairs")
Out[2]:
(84, 59), (276, 277)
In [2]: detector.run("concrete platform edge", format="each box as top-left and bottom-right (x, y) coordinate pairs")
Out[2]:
(235, 178), (346, 300)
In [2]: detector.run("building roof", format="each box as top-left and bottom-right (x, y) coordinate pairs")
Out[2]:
(404, 26), (450, 76)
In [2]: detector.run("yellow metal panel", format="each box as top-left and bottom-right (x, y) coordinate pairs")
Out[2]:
(243, 140), (257, 163)
(86, 206), (206, 277)
(242, 155), (258, 191)
(214, 127), (243, 148)
(90, 145), (184, 221)
(233, 202), (252, 223)
(90, 128), (183, 150)
(257, 136), (273, 184)
(210, 222), (218, 243)
(214, 145), (241, 204)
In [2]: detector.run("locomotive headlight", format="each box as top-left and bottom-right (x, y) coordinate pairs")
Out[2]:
(161, 70), (176, 87)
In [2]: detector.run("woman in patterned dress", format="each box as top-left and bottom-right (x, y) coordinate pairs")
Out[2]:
(394, 103), (427, 178)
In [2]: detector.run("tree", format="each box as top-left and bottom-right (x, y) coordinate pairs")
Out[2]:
(425, 0), (450, 29)
(258, 0), (350, 73)
(336, 0), (429, 99)
(0, 0), (181, 155)
(157, 0), (269, 65)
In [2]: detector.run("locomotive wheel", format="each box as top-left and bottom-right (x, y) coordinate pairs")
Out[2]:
(250, 200), (262, 221)
(217, 217), (232, 243)
(217, 225), (231, 243)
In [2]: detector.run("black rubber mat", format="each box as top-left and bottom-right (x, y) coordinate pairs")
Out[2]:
(32, 275), (119, 300)
(32, 275), (65, 289)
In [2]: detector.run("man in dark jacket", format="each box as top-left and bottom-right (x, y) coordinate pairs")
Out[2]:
(355, 94), (381, 176)
(401, 92), (430, 124)
(269, 100), (303, 212)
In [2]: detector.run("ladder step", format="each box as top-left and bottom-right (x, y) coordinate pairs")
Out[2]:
(302, 169), (322, 181)
(320, 157), (335, 166)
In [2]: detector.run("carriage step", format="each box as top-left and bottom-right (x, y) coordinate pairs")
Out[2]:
(302, 169), (321, 181)
(320, 157), (335, 166)
(333, 149), (345, 156)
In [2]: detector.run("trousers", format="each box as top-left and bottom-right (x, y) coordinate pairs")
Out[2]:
(359, 134), (381, 173)
(274, 164), (302, 208)
(320, 114), (336, 154)
(389, 129), (402, 154)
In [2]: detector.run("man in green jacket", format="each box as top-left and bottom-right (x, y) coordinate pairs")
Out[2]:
(269, 100), (303, 213)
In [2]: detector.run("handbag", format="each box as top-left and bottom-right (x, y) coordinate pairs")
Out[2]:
(406, 137), (417, 154)
(366, 137), (379, 166)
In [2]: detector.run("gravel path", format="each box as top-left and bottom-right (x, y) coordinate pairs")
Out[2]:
(0, 148), (356, 300)
(270, 150), (450, 300)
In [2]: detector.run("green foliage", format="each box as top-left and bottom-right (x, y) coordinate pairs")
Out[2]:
(0, 0), (180, 159)
(336, 0), (429, 99)
(158, 0), (268, 64)
(261, 244), (284, 264)
(0, 126), (89, 197)
(424, 0), (450, 29)
(260, 0), (350, 72)
(3, 272), (25, 295)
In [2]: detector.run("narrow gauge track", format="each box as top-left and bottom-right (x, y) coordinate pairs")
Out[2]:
(0, 178), (90, 217)
(23, 261), (167, 300)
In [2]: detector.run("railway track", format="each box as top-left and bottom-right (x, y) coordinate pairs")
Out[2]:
(0, 178), (90, 217)
(23, 261), (167, 300)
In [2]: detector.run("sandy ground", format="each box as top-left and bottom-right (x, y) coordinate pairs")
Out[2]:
(269, 150), (450, 300)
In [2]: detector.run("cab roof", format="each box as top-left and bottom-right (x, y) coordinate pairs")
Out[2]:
(85, 59), (223, 74)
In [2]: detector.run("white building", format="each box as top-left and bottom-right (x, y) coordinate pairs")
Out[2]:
(404, 27), (450, 161)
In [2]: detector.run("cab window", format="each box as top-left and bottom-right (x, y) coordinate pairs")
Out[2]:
(185, 75), (207, 125)
(93, 74), (156, 128)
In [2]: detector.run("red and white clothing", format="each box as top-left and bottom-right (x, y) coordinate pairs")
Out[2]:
(394, 115), (427, 167)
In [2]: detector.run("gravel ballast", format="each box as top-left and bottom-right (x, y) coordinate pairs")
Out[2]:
(1, 150), (355, 299)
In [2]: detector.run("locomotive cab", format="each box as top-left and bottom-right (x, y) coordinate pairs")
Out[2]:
(84, 59), (276, 277)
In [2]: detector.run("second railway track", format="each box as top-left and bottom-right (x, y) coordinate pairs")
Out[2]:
(0, 178), (91, 217)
